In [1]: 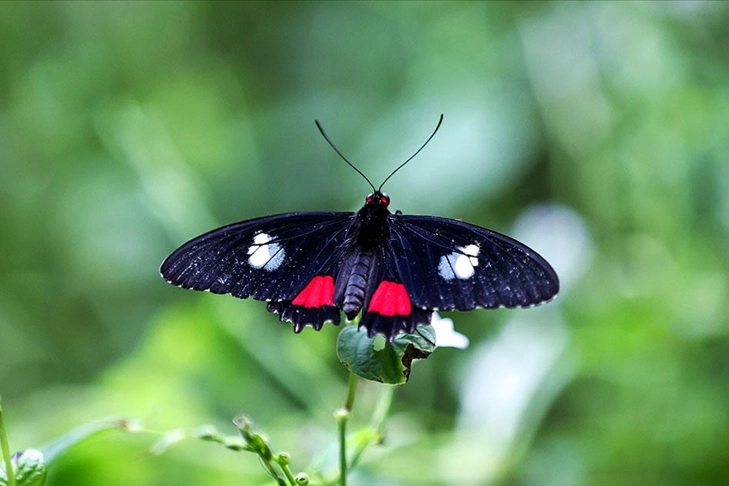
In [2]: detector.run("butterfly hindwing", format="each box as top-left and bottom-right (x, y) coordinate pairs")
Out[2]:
(387, 214), (559, 312)
(160, 212), (353, 309)
(356, 246), (434, 340)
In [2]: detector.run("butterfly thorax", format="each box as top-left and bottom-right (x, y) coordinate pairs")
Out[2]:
(355, 191), (391, 248)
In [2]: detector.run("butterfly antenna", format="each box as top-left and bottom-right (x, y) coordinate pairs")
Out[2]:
(378, 114), (444, 191)
(315, 120), (376, 193)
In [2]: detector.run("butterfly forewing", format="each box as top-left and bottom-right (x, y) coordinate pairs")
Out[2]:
(387, 215), (559, 311)
(160, 212), (353, 302)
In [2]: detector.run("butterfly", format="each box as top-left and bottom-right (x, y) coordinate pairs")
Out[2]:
(160, 116), (559, 341)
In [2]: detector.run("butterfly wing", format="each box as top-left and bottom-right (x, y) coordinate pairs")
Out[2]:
(386, 214), (559, 312)
(160, 210), (559, 340)
(160, 212), (355, 330)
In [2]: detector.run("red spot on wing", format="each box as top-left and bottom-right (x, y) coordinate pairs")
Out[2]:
(367, 281), (412, 316)
(292, 275), (335, 308)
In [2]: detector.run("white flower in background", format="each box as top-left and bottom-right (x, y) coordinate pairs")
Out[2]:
(431, 312), (469, 349)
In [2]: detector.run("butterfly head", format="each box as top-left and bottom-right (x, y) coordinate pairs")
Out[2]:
(365, 191), (390, 209)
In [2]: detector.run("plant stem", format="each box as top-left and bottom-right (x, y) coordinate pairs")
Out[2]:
(276, 455), (297, 486)
(349, 384), (395, 470)
(369, 384), (395, 433)
(345, 371), (357, 412)
(338, 414), (347, 486)
(0, 397), (16, 486)
(338, 372), (358, 486)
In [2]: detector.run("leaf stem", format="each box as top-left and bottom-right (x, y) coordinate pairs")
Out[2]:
(0, 397), (16, 486)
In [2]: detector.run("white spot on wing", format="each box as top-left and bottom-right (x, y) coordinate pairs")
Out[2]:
(438, 244), (480, 280)
(247, 232), (285, 271)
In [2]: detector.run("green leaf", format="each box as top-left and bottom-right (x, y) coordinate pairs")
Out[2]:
(0, 449), (47, 486)
(336, 326), (436, 384)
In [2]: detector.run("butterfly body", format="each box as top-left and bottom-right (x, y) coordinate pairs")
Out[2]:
(160, 190), (559, 341)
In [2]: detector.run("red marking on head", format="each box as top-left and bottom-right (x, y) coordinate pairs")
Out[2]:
(367, 280), (412, 316)
(365, 192), (390, 209)
(292, 275), (335, 308)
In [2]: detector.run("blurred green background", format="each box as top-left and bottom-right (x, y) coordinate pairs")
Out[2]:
(2, 1), (729, 485)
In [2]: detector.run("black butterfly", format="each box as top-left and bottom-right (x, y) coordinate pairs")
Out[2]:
(160, 116), (559, 341)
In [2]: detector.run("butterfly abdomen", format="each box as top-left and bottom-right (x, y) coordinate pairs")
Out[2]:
(338, 251), (377, 319)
